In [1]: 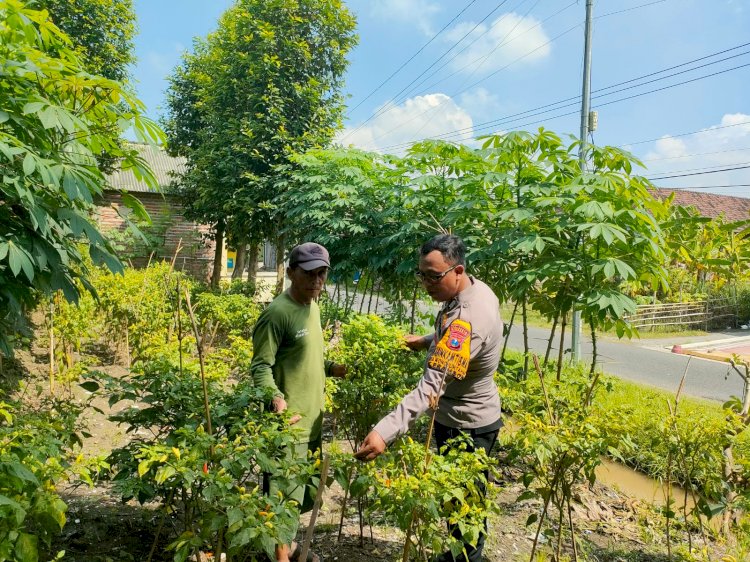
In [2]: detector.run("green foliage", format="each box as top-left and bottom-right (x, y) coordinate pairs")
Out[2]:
(96, 357), (312, 561)
(373, 438), (498, 561)
(163, 0), (358, 283)
(499, 353), (750, 541)
(286, 131), (669, 371)
(36, 0), (136, 82)
(661, 204), (750, 298)
(326, 315), (423, 447)
(0, 396), (92, 561)
(0, 0), (163, 355)
(331, 437), (497, 561)
(500, 359), (625, 557)
(92, 261), (187, 360)
(193, 291), (262, 342)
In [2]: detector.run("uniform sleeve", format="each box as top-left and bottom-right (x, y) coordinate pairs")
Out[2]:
(372, 359), (447, 445)
(250, 310), (284, 398)
(372, 318), (474, 444)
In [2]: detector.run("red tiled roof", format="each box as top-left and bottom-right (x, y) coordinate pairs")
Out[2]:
(650, 188), (750, 222)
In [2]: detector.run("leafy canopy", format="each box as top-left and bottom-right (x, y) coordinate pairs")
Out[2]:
(0, 0), (164, 354)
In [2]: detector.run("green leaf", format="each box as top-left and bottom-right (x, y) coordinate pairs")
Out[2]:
(23, 153), (36, 176)
(22, 101), (46, 115)
(14, 533), (38, 562)
(7, 241), (35, 282)
(79, 381), (100, 393)
(121, 192), (152, 223)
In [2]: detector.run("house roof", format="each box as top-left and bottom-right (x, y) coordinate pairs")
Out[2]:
(106, 143), (186, 193)
(651, 188), (750, 222)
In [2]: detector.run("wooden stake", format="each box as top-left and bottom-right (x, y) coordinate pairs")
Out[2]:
(299, 454), (330, 562)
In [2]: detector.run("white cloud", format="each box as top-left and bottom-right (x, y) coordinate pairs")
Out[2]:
(368, 0), (441, 35)
(642, 113), (750, 197)
(459, 87), (501, 120)
(337, 93), (474, 154)
(443, 12), (551, 74)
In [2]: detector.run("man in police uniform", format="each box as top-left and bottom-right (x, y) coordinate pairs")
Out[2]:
(355, 234), (503, 562)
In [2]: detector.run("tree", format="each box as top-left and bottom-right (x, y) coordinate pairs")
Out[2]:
(0, 0), (163, 355)
(164, 0), (357, 287)
(33, 0), (137, 81)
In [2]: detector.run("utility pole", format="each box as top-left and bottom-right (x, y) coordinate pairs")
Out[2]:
(571, 0), (594, 362)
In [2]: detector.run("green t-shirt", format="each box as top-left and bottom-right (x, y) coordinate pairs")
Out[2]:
(250, 291), (329, 442)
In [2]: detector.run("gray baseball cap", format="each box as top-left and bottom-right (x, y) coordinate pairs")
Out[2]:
(288, 242), (330, 270)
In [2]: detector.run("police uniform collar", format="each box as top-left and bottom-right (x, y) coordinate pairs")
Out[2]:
(442, 275), (476, 312)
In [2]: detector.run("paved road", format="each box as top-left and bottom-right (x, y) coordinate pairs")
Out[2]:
(505, 324), (747, 403)
(325, 286), (748, 403)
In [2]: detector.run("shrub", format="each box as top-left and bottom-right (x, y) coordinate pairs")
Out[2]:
(326, 314), (423, 448)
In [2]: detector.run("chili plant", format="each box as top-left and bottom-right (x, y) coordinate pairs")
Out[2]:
(96, 358), (313, 562)
(326, 315), (423, 450)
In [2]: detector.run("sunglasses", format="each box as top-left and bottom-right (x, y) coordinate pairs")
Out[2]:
(414, 264), (458, 283)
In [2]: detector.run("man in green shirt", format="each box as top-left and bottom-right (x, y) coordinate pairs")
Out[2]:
(251, 242), (344, 562)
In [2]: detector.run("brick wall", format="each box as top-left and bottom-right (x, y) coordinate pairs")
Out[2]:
(94, 192), (216, 280)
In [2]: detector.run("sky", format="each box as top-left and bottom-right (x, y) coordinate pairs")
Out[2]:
(131, 0), (750, 198)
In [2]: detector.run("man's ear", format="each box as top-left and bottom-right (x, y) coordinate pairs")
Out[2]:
(455, 264), (465, 275)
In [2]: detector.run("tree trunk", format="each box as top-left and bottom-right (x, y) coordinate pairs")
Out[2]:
(556, 313), (567, 381)
(589, 314), (598, 378)
(500, 301), (518, 363)
(521, 295), (529, 379)
(211, 221), (225, 288)
(231, 244), (247, 280)
(247, 241), (259, 285)
(274, 234), (286, 296)
(544, 313), (559, 366)
(409, 283), (418, 333)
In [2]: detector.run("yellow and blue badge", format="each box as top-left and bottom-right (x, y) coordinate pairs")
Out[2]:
(428, 319), (471, 380)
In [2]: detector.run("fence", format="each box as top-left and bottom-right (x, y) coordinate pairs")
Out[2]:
(624, 298), (741, 331)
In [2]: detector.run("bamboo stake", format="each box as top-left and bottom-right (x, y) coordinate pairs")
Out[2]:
(49, 298), (55, 396)
(185, 290), (213, 439)
(299, 454), (330, 562)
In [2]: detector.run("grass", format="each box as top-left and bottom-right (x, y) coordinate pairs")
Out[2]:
(499, 350), (750, 491)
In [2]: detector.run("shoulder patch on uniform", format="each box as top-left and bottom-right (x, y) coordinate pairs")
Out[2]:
(428, 319), (471, 380)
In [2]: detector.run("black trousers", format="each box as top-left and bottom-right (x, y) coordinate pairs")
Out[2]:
(434, 422), (500, 562)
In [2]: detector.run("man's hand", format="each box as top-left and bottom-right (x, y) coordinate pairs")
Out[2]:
(272, 396), (301, 425)
(404, 334), (430, 351)
(330, 363), (347, 378)
(354, 430), (386, 462)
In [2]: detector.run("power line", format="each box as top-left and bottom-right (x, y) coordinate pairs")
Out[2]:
(642, 146), (750, 162)
(377, 58), (750, 152)
(346, 0), (480, 115)
(363, 21), (583, 149)
(622, 120), (750, 147)
(406, 0), (564, 104)
(596, 0), (667, 19)
(369, 1), (670, 145)
(366, 0), (554, 150)
(342, 0), (514, 143)
(371, 40), (750, 151)
(647, 164), (750, 181)
(647, 160), (750, 176)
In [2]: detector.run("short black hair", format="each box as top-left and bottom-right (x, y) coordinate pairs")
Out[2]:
(420, 234), (466, 266)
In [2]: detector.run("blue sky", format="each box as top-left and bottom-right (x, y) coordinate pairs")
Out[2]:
(132, 0), (750, 198)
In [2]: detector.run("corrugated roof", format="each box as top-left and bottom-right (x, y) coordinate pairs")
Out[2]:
(651, 188), (750, 222)
(106, 143), (186, 193)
